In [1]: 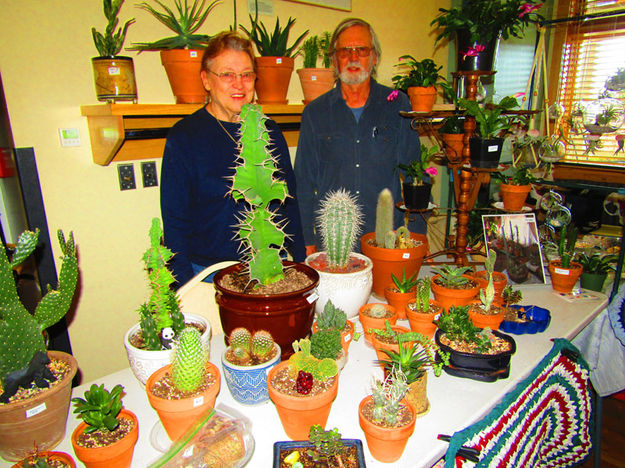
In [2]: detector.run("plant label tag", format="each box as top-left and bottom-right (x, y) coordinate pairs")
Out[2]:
(183, 447), (194, 458)
(306, 292), (319, 303)
(26, 403), (46, 418)
(190, 51), (198, 58)
(344, 333), (351, 343)
(276, 58), (282, 64)
(402, 253), (410, 259)
(434, 313), (441, 320)
(554, 267), (571, 275)
(108, 67), (120, 76)
(312, 75), (317, 81)
(193, 396), (204, 407)
(488, 145), (499, 152)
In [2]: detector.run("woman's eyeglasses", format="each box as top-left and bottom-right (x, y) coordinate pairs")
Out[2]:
(335, 46), (373, 59)
(208, 70), (256, 83)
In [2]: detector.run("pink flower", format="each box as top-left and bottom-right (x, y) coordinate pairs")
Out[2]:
(425, 167), (438, 177)
(461, 44), (485, 61)
(512, 92), (526, 98)
(527, 129), (541, 138)
(519, 3), (542, 17)
(387, 90), (399, 102)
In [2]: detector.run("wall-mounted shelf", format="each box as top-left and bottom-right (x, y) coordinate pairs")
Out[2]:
(80, 103), (305, 166)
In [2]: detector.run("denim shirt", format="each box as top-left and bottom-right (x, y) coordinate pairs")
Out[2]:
(294, 79), (423, 247)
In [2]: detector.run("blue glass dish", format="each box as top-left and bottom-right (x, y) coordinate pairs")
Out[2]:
(500, 305), (551, 334)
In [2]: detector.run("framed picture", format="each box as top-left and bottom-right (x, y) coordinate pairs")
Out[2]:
(482, 213), (546, 285)
(286, 0), (351, 11)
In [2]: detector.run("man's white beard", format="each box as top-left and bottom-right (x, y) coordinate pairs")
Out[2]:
(339, 61), (371, 85)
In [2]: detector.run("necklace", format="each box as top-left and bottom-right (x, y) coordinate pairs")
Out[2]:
(215, 117), (240, 147)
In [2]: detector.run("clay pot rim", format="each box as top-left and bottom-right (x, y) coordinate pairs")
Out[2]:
(11, 451), (76, 468)
(358, 395), (416, 434)
(360, 232), (428, 256)
(431, 274), (480, 292)
(71, 408), (139, 455)
(359, 303), (398, 319)
(305, 251), (373, 276)
(266, 361), (339, 407)
(145, 362), (221, 405)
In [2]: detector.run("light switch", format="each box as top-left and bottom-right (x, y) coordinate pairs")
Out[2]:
(117, 163), (136, 190)
(59, 128), (81, 147)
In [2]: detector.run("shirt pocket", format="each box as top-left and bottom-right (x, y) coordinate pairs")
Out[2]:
(371, 124), (395, 156)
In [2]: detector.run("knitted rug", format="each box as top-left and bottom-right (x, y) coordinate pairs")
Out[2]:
(445, 339), (593, 468)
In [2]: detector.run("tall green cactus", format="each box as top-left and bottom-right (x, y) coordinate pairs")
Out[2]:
(479, 249), (496, 312)
(230, 104), (288, 285)
(171, 327), (207, 393)
(0, 229), (78, 386)
(317, 189), (363, 268)
(375, 188), (394, 247)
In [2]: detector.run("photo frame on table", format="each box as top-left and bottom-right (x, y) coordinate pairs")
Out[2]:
(286, 0), (351, 11)
(482, 213), (546, 285)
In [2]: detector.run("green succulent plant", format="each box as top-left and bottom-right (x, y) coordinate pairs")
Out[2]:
(478, 249), (496, 312)
(366, 303), (391, 318)
(240, 15), (308, 57)
(493, 166), (538, 186)
(377, 332), (448, 382)
(413, 277), (431, 312)
(228, 327), (275, 365)
(556, 224), (579, 269)
(577, 252), (618, 274)
(311, 328), (342, 360)
(71, 384), (124, 434)
(374, 189), (414, 249)
(308, 425), (345, 464)
(391, 268), (419, 293)
(434, 305), (493, 353)
(92, 0), (135, 57)
(457, 96), (520, 139)
(432, 264), (473, 288)
(370, 366), (408, 426)
(172, 327), (207, 393)
(288, 338), (338, 382)
(316, 300), (347, 331)
(502, 285), (522, 305)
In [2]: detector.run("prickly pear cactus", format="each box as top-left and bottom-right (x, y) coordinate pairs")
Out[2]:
(172, 327), (207, 393)
(0, 229), (78, 387)
(317, 189), (363, 268)
(230, 103), (288, 285)
(375, 188), (394, 247)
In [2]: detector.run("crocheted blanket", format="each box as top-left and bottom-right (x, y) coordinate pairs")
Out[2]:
(445, 339), (593, 468)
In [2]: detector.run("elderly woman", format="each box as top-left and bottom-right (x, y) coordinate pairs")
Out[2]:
(160, 31), (305, 288)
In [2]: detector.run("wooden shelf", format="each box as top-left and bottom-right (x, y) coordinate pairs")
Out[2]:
(80, 103), (305, 166)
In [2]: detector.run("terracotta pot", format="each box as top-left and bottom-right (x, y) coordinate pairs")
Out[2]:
(406, 373), (429, 416)
(296, 68), (335, 104)
(500, 183), (532, 212)
(548, 260), (583, 293)
(160, 49), (206, 104)
(214, 261), (319, 360)
(371, 325), (412, 365)
(0, 351), (78, 461)
(472, 270), (508, 298)
(312, 319), (355, 354)
(441, 133), (464, 163)
(255, 56), (295, 105)
(267, 361), (339, 440)
(468, 300), (506, 330)
(91, 56), (137, 102)
(146, 363), (220, 441)
(12, 451), (76, 468)
(407, 86), (437, 112)
(358, 303), (398, 344)
(71, 409), (138, 468)
(406, 300), (441, 338)
(358, 396), (416, 463)
(360, 232), (428, 298)
(431, 274), (480, 312)
(384, 286), (416, 320)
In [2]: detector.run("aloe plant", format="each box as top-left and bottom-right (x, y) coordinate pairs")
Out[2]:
(432, 264), (473, 288)
(377, 332), (448, 382)
(240, 15), (308, 57)
(92, 0), (135, 56)
(391, 268), (419, 293)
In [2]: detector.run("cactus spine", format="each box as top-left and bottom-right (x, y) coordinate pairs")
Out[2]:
(172, 327), (207, 393)
(317, 189), (363, 268)
(230, 103), (288, 285)
(375, 188), (394, 247)
(0, 229), (78, 387)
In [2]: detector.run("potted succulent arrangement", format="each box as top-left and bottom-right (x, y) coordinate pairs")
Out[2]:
(406, 277), (442, 338)
(472, 249), (508, 298)
(267, 338), (339, 440)
(296, 32), (334, 105)
(578, 251), (618, 292)
(123, 218), (211, 385)
(311, 317), (347, 371)
(221, 327), (281, 405)
(457, 96), (520, 168)
(369, 321), (413, 369)
(438, 115), (465, 163)
(305, 189), (372, 319)
(430, 264), (480, 311)
(241, 15), (308, 104)
(11, 448), (76, 468)
(70, 384), (139, 468)
(434, 305), (516, 381)
(312, 300), (355, 355)
(358, 367), (416, 463)
(391, 56), (446, 112)
(0, 229), (79, 462)
(384, 268), (419, 320)
(430, 0), (544, 71)
(548, 224), (582, 293)
(128, 0), (221, 103)
(493, 166), (538, 212)
(91, 0), (136, 102)
(360, 188), (428, 297)
(396, 143), (439, 210)
(213, 104), (319, 360)
(358, 303), (398, 344)
(468, 251), (506, 330)
(146, 327), (221, 442)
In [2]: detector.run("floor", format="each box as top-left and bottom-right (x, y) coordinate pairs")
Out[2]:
(578, 394), (625, 468)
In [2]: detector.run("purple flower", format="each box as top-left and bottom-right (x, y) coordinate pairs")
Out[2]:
(387, 90), (399, 102)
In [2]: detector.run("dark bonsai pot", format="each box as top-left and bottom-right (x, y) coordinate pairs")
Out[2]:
(273, 439), (366, 467)
(402, 182), (432, 210)
(469, 137), (503, 168)
(455, 29), (499, 72)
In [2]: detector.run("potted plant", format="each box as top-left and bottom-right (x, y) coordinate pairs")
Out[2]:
(267, 338), (339, 440)
(128, 0), (221, 103)
(434, 305), (516, 381)
(384, 268), (419, 319)
(240, 15), (308, 104)
(358, 303), (398, 344)
(311, 318), (347, 370)
(305, 189), (372, 319)
(406, 277), (442, 338)
(472, 248), (507, 298)
(214, 104), (319, 360)
(391, 56), (446, 112)
(493, 166), (538, 212)
(396, 143), (439, 210)
(548, 224), (582, 293)
(577, 251), (618, 292)
(296, 32), (335, 105)
(468, 251), (506, 330)
(11, 448), (76, 468)
(273, 425), (366, 468)
(70, 384), (139, 468)
(146, 327), (221, 442)
(430, 0), (543, 71)
(0, 229), (79, 462)
(358, 367), (415, 463)
(457, 96), (520, 168)
(370, 321), (413, 368)
(312, 300), (355, 355)
(91, 0), (136, 102)
(221, 327), (281, 405)
(123, 218), (211, 385)
(360, 188), (428, 297)
(438, 115), (465, 163)
(431, 264), (480, 311)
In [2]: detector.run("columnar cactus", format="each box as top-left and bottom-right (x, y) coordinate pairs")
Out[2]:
(230, 103), (289, 285)
(317, 189), (363, 268)
(172, 327), (207, 393)
(0, 229), (78, 388)
(375, 188), (394, 247)
(414, 277), (431, 312)
(479, 249), (496, 312)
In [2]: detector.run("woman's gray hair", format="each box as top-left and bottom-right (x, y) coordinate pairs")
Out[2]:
(330, 18), (381, 77)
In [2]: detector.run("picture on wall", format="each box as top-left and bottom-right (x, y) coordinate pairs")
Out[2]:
(482, 213), (546, 285)
(286, 0), (351, 11)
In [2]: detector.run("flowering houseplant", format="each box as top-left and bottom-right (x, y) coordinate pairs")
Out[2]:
(396, 144), (439, 187)
(391, 56), (445, 92)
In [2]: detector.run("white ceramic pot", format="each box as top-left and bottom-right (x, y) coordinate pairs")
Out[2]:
(123, 313), (211, 385)
(305, 252), (373, 319)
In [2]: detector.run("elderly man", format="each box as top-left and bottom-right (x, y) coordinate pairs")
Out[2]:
(294, 18), (423, 255)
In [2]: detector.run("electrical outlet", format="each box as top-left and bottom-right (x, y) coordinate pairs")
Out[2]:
(117, 163), (136, 190)
(141, 161), (158, 187)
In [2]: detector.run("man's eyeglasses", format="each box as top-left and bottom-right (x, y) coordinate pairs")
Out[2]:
(335, 46), (373, 59)
(208, 70), (256, 83)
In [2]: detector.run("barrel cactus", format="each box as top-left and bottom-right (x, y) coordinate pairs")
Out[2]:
(228, 327), (275, 365)
(171, 327), (207, 393)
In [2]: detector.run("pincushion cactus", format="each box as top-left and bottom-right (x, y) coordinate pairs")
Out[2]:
(228, 327), (275, 365)
(172, 327), (207, 393)
(0, 229), (78, 391)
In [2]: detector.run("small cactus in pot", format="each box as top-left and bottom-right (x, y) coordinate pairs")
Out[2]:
(171, 327), (208, 393)
(227, 327), (277, 366)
